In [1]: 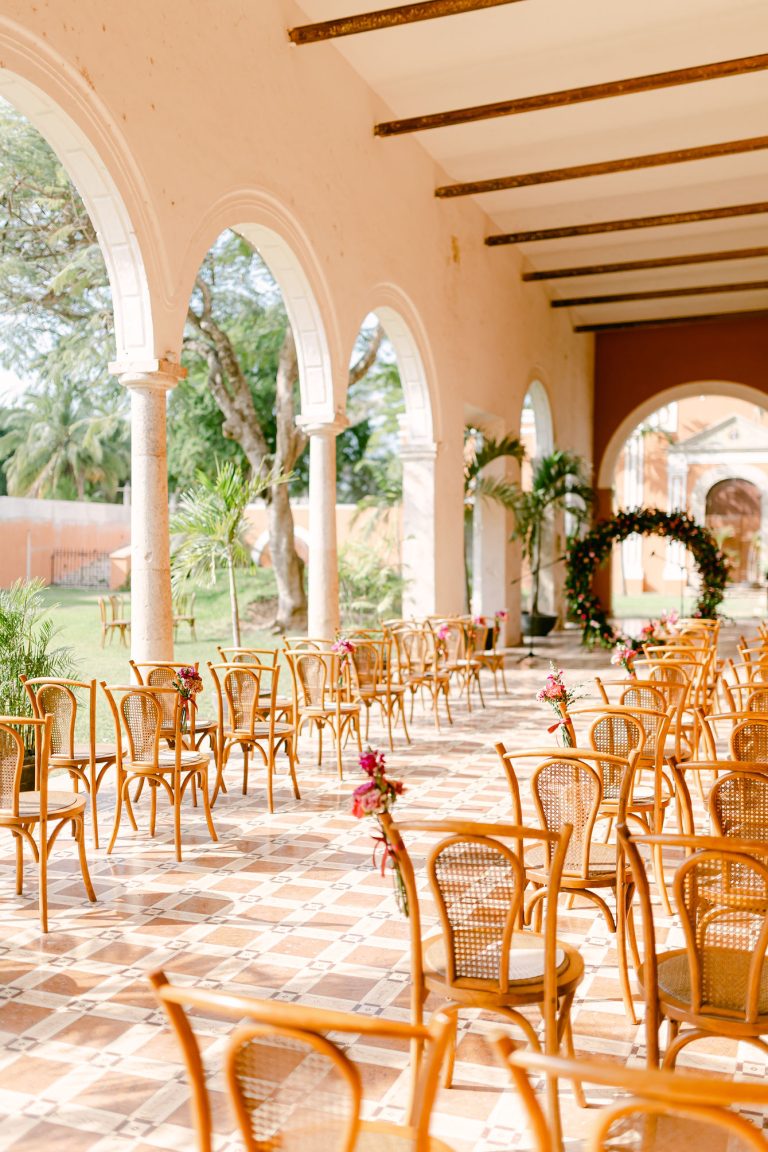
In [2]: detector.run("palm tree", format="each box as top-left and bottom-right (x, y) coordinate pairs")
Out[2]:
(463, 427), (526, 609)
(510, 450), (593, 620)
(171, 460), (286, 645)
(0, 382), (129, 500)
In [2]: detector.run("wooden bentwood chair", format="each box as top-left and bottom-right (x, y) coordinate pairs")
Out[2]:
(102, 683), (218, 861)
(378, 813), (584, 1125)
(493, 1043), (768, 1152)
(150, 968), (456, 1152)
(619, 826), (768, 1068)
(21, 675), (117, 848)
(208, 661), (299, 810)
(0, 714), (96, 932)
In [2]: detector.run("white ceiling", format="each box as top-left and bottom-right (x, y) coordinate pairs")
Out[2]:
(292, 0), (768, 329)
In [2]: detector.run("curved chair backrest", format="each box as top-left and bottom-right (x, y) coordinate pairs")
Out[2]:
(0, 714), (50, 814)
(285, 650), (334, 709)
(209, 662), (278, 733)
(531, 756), (602, 879)
(150, 968), (454, 1152)
(22, 676), (94, 759)
(102, 684), (176, 764)
(746, 688), (768, 714)
(731, 717), (768, 763)
(349, 640), (381, 692)
(493, 1041), (768, 1152)
(217, 647), (278, 666)
(709, 771), (768, 842)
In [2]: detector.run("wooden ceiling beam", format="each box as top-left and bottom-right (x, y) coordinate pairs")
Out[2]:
(487, 201), (768, 246)
(287, 0), (521, 45)
(574, 308), (768, 333)
(552, 279), (768, 308)
(436, 135), (768, 198)
(522, 246), (768, 281)
(375, 52), (768, 136)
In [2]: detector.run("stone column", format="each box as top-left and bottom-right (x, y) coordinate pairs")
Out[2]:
(401, 440), (438, 619)
(110, 359), (183, 661)
(593, 486), (614, 613)
(299, 416), (347, 638)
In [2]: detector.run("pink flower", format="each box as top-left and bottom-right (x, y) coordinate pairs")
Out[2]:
(437, 624), (451, 641)
(332, 637), (355, 657)
(359, 748), (386, 777)
(495, 610), (508, 621)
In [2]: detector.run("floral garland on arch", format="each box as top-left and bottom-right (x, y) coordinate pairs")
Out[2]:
(564, 507), (729, 649)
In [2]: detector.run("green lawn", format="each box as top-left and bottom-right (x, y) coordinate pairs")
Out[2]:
(42, 571), (281, 741)
(613, 587), (766, 622)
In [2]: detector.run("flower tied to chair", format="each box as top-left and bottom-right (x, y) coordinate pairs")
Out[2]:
(611, 639), (639, 679)
(536, 662), (580, 747)
(332, 636), (355, 688)
(172, 666), (204, 730)
(351, 747), (408, 916)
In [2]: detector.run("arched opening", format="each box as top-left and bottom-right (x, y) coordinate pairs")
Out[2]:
(608, 389), (768, 623)
(705, 479), (761, 584)
(361, 296), (438, 620)
(0, 72), (154, 361)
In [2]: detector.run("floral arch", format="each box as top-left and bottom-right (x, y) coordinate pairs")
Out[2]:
(565, 507), (730, 647)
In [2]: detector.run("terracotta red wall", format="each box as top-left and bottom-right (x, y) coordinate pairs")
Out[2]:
(594, 315), (768, 477)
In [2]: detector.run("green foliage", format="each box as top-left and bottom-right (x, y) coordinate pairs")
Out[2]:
(509, 450), (593, 616)
(463, 426), (526, 607)
(338, 541), (405, 626)
(0, 579), (76, 745)
(0, 380), (129, 499)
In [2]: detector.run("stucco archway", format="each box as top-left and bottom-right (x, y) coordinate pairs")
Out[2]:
(0, 33), (157, 360)
(598, 380), (768, 490)
(522, 378), (554, 461)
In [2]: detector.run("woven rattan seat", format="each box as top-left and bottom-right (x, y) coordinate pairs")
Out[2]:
(0, 789), (86, 819)
(655, 949), (768, 1015)
(424, 935), (569, 987)
(155, 749), (210, 769)
(525, 840), (617, 876)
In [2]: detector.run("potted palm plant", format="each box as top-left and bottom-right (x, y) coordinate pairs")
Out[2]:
(510, 450), (593, 637)
(0, 579), (76, 788)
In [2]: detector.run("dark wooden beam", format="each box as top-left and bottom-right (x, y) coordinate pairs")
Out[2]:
(553, 279), (768, 308)
(522, 246), (768, 281)
(487, 201), (768, 246)
(574, 308), (768, 333)
(375, 52), (768, 136)
(287, 0), (520, 45)
(436, 135), (768, 198)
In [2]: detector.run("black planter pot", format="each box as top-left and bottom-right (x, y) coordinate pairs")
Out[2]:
(21, 750), (36, 793)
(521, 612), (558, 638)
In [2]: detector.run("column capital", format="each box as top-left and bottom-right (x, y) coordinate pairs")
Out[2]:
(296, 412), (348, 438)
(109, 357), (187, 392)
(399, 438), (437, 463)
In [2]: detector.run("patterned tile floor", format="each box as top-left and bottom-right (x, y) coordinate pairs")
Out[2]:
(1, 627), (765, 1151)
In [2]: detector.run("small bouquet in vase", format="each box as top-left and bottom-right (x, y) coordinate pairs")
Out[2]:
(536, 662), (581, 747)
(351, 747), (408, 916)
(172, 665), (204, 731)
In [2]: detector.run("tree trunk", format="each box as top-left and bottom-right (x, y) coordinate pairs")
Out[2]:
(272, 327), (307, 631)
(227, 549), (241, 646)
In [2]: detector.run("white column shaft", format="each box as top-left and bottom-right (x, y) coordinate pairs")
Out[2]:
(307, 426), (340, 638)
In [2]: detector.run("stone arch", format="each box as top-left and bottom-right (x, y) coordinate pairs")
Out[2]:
(346, 288), (440, 619)
(597, 380), (768, 489)
(177, 192), (339, 420)
(0, 26), (157, 360)
(521, 377), (554, 460)
(691, 464), (768, 584)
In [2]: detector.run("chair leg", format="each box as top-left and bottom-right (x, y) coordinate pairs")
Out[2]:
(149, 782), (157, 838)
(242, 744), (250, 795)
(15, 831), (23, 894)
(440, 1008), (460, 1088)
(199, 769), (218, 843)
(267, 743), (274, 814)
(173, 779), (183, 863)
(38, 825), (48, 934)
(75, 817), (97, 903)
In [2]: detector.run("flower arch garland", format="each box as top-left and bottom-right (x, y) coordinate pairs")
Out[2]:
(565, 507), (730, 648)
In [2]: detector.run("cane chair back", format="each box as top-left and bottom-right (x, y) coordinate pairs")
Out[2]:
(0, 713), (96, 931)
(493, 1043), (768, 1152)
(150, 969), (456, 1152)
(288, 650), (333, 709)
(396, 628), (452, 730)
(284, 651), (361, 779)
(747, 688), (768, 713)
(348, 640), (380, 694)
(619, 826), (768, 1066)
(731, 716), (768, 762)
(710, 772), (768, 842)
(282, 636), (333, 651)
(531, 755), (603, 880)
(379, 812), (584, 1115)
(399, 628), (431, 678)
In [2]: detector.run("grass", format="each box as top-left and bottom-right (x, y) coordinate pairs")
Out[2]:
(41, 569), (282, 741)
(614, 587), (766, 623)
